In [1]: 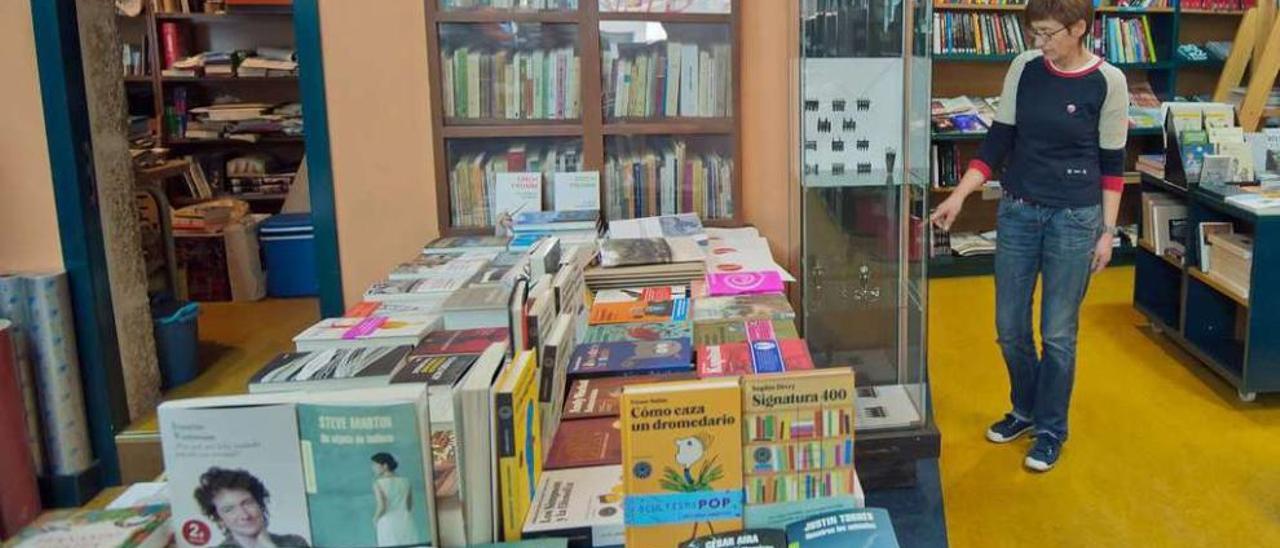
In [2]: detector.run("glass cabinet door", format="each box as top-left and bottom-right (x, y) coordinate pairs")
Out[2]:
(797, 0), (931, 433)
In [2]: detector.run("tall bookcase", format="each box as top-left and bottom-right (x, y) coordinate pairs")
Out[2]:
(424, 0), (742, 234)
(928, 1), (1246, 277)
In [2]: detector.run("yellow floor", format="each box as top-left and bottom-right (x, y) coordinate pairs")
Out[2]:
(127, 298), (319, 433)
(930, 266), (1280, 547)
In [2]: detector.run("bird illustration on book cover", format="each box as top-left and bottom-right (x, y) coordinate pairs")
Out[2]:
(660, 434), (724, 540)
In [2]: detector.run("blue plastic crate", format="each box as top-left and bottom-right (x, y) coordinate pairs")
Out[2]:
(260, 213), (319, 298)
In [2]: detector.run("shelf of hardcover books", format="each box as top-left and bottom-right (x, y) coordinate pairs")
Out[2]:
(438, 23), (582, 129)
(599, 20), (734, 128)
(444, 137), (585, 229)
(604, 134), (736, 224)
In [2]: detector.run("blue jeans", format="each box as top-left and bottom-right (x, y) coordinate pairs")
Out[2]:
(994, 196), (1101, 443)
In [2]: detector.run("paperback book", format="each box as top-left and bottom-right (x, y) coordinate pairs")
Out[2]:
(248, 346), (413, 393)
(582, 321), (693, 343)
(543, 416), (622, 470)
(566, 339), (695, 380)
(493, 350), (543, 540)
(562, 373), (696, 420)
(412, 328), (509, 356)
(697, 339), (816, 378)
(784, 508), (899, 548)
(678, 529), (787, 548)
(293, 316), (438, 352)
(621, 378), (744, 547)
(588, 297), (690, 325)
(693, 294), (795, 323)
(5, 505), (172, 548)
(693, 319), (799, 346)
(741, 370), (856, 506)
(521, 465), (624, 547)
(423, 236), (511, 255)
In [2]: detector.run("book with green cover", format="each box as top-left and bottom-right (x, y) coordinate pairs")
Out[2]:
(299, 396), (436, 547)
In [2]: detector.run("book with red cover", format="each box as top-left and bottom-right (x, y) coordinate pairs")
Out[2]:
(160, 22), (186, 69)
(411, 327), (508, 356)
(0, 321), (41, 538)
(543, 417), (622, 470)
(696, 339), (816, 378)
(561, 372), (696, 420)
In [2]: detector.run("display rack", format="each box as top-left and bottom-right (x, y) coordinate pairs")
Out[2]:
(929, 2), (1245, 277)
(424, 0), (743, 233)
(1133, 173), (1280, 401)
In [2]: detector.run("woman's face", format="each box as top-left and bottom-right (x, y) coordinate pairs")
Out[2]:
(212, 488), (266, 539)
(1029, 18), (1084, 62)
(371, 461), (386, 475)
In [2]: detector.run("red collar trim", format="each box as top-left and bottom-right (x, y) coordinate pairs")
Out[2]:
(1044, 55), (1102, 78)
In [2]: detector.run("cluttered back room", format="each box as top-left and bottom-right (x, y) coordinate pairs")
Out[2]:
(0, 1), (1277, 547)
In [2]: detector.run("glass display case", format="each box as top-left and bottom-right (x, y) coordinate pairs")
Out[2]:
(795, 0), (936, 458)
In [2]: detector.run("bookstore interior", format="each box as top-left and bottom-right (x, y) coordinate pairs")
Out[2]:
(2, 0), (1280, 546)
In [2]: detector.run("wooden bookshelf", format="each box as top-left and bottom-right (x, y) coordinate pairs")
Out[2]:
(425, 0), (742, 233)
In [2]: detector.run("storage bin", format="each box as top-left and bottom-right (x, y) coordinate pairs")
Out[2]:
(152, 301), (200, 389)
(260, 213), (319, 297)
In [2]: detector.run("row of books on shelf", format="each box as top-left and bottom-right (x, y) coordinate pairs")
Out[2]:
(604, 42), (734, 119)
(448, 143), (585, 228)
(1089, 15), (1159, 64)
(931, 11), (1026, 56)
(931, 142), (968, 187)
(604, 140), (734, 222)
(169, 92), (303, 142)
(122, 42), (150, 77)
(441, 47), (582, 121)
(164, 47), (299, 78)
(437, 0), (732, 12)
(1182, 0), (1255, 10)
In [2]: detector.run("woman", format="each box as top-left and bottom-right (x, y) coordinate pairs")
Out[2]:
(931, 0), (1127, 472)
(193, 467), (310, 547)
(371, 452), (421, 546)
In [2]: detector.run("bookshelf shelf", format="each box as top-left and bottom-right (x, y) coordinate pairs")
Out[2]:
(441, 124), (584, 138)
(1189, 267), (1249, 307)
(154, 11), (292, 22)
(931, 4), (1024, 11)
(432, 10), (580, 23)
(934, 53), (1019, 62)
(932, 132), (986, 142)
(602, 118), (734, 135)
(597, 12), (731, 23)
(161, 76), (298, 83)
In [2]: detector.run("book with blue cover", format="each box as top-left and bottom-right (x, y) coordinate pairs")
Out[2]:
(566, 340), (694, 379)
(784, 508), (899, 548)
(298, 394), (436, 547)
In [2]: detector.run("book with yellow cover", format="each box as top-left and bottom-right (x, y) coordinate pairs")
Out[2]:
(493, 350), (542, 540)
(621, 377), (744, 547)
(741, 369), (855, 505)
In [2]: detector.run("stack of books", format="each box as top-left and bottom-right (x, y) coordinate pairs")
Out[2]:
(511, 210), (603, 252)
(931, 95), (997, 135)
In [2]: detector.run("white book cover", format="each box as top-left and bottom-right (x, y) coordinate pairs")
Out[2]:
(680, 43), (699, 117)
(554, 171), (601, 211)
(293, 316), (438, 352)
(495, 172), (543, 220)
(705, 235), (796, 281)
(160, 403), (311, 548)
(522, 465), (624, 546)
(665, 42), (682, 116)
(466, 50), (481, 118)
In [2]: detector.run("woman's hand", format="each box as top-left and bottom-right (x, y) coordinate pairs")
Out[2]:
(930, 195), (965, 231)
(1091, 232), (1113, 273)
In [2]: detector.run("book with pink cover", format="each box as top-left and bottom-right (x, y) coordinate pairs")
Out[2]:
(706, 271), (785, 296)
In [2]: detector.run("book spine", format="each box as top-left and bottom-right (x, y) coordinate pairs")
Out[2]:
(160, 22), (183, 69)
(495, 388), (521, 540)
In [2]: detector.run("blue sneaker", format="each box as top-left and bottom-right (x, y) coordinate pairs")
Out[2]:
(1025, 434), (1063, 472)
(985, 413), (1034, 443)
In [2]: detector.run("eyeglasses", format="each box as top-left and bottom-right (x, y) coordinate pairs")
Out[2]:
(1027, 25), (1069, 42)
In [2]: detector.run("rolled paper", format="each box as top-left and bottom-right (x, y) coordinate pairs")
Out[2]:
(24, 272), (93, 475)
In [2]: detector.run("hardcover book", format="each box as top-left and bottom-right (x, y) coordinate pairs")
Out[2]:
(521, 465), (624, 547)
(5, 505), (172, 548)
(423, 236), (511, 255)
(697, 339), (815, 378)
(621, 377), (744, 547)
(705, 272), (785, 296)
(562, 373), (696, 421)
(741, 370), (855, 506)
(566, 340), (695, 380)
(692, 294), (795, 323)
(543, 416), (622, 470)
(298, 397), (436, 548)
(599, 238), (672, 267)
(412, 328), (509, 356)
(588, 297), (690, 325)
(784, 508), (899, 548)
(160, 401), (312, 548)
(248, 346), (413, 393)
(582, 321), (693, 343)
(293, 316), (438, 352)
(493, 350), (543, 541)
(693, 319), (799, 346)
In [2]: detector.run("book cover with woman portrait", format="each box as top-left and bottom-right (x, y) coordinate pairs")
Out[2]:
(298, 402), (436, 547)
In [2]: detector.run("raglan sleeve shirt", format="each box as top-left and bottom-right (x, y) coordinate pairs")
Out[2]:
(968, 50), (1130, 197)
